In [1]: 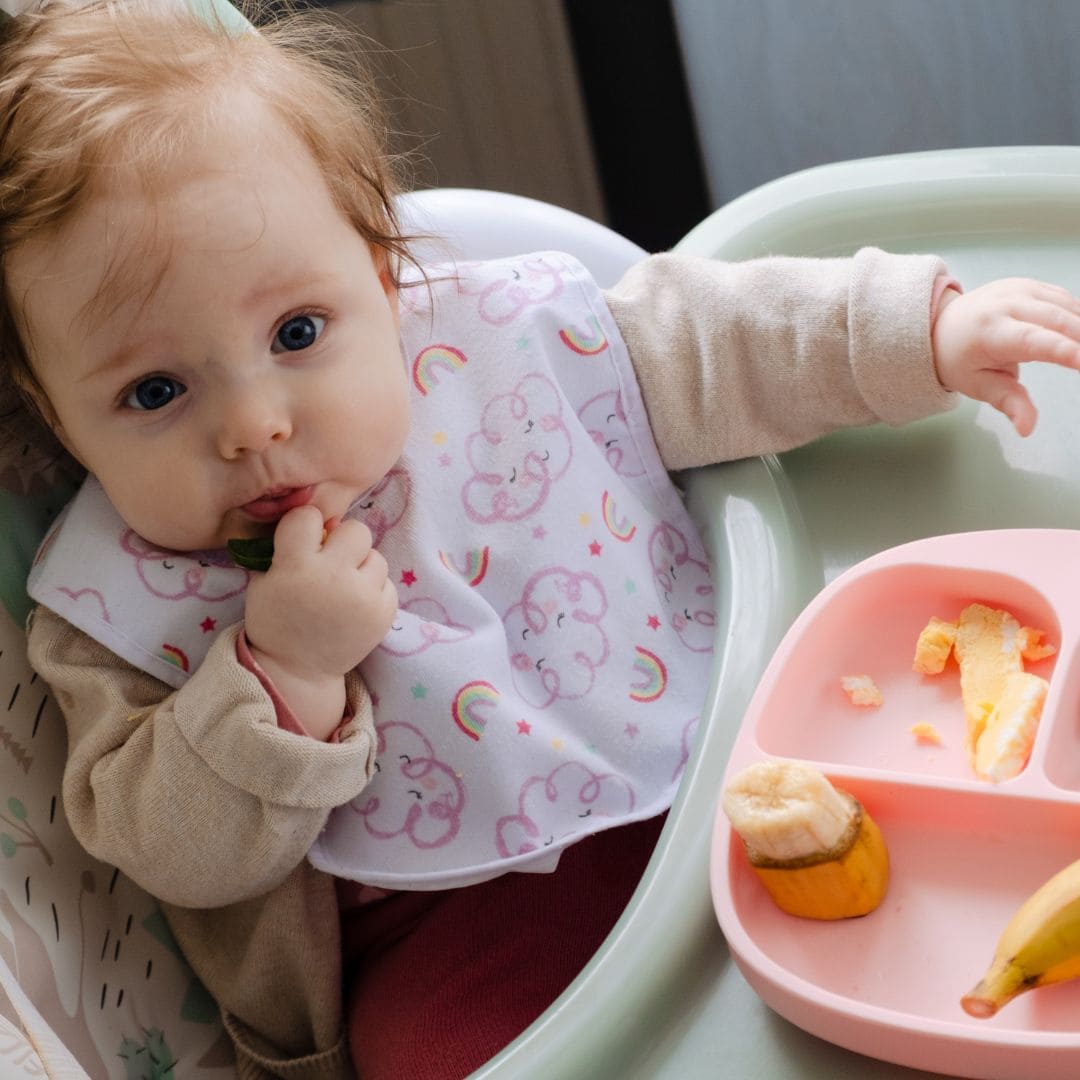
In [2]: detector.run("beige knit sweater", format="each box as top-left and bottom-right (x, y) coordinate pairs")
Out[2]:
(26, 248), (953, 1079)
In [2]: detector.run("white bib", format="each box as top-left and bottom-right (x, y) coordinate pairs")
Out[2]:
(29, 252), (715, 889)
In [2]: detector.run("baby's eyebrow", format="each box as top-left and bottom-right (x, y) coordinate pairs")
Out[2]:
(79, 338), (151, 383)
(241, 270), (336, 312)
(74, 240), (174, 373)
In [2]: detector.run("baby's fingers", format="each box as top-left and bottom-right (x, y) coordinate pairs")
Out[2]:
(1011, 322), (1080, 371)
(270, 504), (325, 560)
(1006, 293), (1080, 356)
(352, 552), (398, 646)
(376, 575), (399, 626)
(321, 517), (374, 565)
(1026, 279), (1080, 311)
(355, 545), (389, 587)
(970, 369), (1038, 437)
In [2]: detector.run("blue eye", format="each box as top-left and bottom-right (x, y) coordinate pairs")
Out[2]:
(274, 314), (325, 352)
(125, 376), (185, 411)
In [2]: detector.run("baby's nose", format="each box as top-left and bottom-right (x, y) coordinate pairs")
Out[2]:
(216, 388), (292, 459)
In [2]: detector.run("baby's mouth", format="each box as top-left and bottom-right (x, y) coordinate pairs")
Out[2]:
(241, 485), (315, 522)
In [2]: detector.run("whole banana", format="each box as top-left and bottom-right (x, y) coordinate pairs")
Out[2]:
(962, 857), (1080, 1017)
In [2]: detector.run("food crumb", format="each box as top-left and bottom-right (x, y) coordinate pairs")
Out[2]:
(913, 615), (957, 675)
(841, 675), (883, 707)
(909, 721), (943, 745)
(1018, 625), (1057, 663)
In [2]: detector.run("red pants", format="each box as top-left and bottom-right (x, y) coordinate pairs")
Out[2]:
(340, 815), (663, 1079)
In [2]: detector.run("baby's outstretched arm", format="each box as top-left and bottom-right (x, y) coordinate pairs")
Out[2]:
(243, 506), (398, 741)
(932, 278), (1080, 436)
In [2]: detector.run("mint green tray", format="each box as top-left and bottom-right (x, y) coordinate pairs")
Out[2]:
(483, 146), (1080, 1080)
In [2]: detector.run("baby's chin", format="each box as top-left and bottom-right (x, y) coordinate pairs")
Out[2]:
(133, 517), (272, 554)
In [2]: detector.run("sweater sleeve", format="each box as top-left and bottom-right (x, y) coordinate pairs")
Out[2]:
(26, 604), (375, 909)
(160, 863), (352, 1078)
(604, 247), (957, 471)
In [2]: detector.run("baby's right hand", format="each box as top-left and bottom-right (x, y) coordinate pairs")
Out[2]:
(932, 278), (1080, 436)
(244, 506), (397, 684)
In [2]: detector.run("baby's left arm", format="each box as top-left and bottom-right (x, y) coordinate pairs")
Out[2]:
(932, 278), (1080, 436)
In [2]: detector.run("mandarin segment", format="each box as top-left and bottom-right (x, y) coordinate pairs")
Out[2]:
(912, 615), (957, 675)
(917, 603), (1053, 782)
(973, 671), (1048, 782)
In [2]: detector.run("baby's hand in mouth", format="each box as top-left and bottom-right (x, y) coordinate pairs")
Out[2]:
(228, 516), (335, 571)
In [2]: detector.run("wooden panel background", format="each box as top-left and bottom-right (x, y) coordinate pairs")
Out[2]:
(338, 0), (607, 223)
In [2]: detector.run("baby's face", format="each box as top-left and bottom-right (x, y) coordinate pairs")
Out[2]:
(8, 91), (409, 552)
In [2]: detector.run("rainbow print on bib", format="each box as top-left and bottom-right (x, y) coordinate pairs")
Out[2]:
(159, 644), (189, 673)
(601, 491), (636, 542)
(412, 344), (468, 395)
(559, 315), (608, 355)
(629, 645), (668, 703)
(452, 680), (501, 740)
(438, 547), (491, 587)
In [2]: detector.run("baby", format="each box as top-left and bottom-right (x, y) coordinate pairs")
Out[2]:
(3, 1), (1080, 1078)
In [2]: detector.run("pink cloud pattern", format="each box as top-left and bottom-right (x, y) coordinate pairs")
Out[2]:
(347, 466), (411, 548)
(456, 256), (569, 326)
(120, 531), (249, 602)
(577, 390), (647, 478)
(379, 597), (474, 657)
(495, 761), (635, 858)
(504, 566), (609, 708)
(649, 522), (715, 653)
(349, 721), (465, 850)
(461, 373), (573, 523)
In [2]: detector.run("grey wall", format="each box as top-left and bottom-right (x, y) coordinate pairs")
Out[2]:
(673, 0), (1080, 207)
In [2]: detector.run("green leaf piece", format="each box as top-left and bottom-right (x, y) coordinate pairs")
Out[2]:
(227, 536), (274, 571)
(0, 834), (15, 858)
(7, 797), (25, 820)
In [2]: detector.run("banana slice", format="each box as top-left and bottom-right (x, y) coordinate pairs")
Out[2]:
(722, 760), (889, 919)
(723, 759), (852, 862)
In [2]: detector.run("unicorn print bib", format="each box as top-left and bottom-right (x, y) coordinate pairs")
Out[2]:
(29, 252), (715, 890)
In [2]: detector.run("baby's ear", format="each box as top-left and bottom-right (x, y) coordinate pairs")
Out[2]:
(15, 372), (80, 462)
(374, 251), (401, 322)
(48, 421), (81, 462)
(378, 262), (395, 296)
(373, 246), (394, 286)
(17, 372), (57, 431)
(0, 381), (84, 496)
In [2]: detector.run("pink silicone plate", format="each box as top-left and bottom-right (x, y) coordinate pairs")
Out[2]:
(710, 529), (1080, 1080)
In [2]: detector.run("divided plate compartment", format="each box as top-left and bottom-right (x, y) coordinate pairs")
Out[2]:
(710, 529), (1080, 1080)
